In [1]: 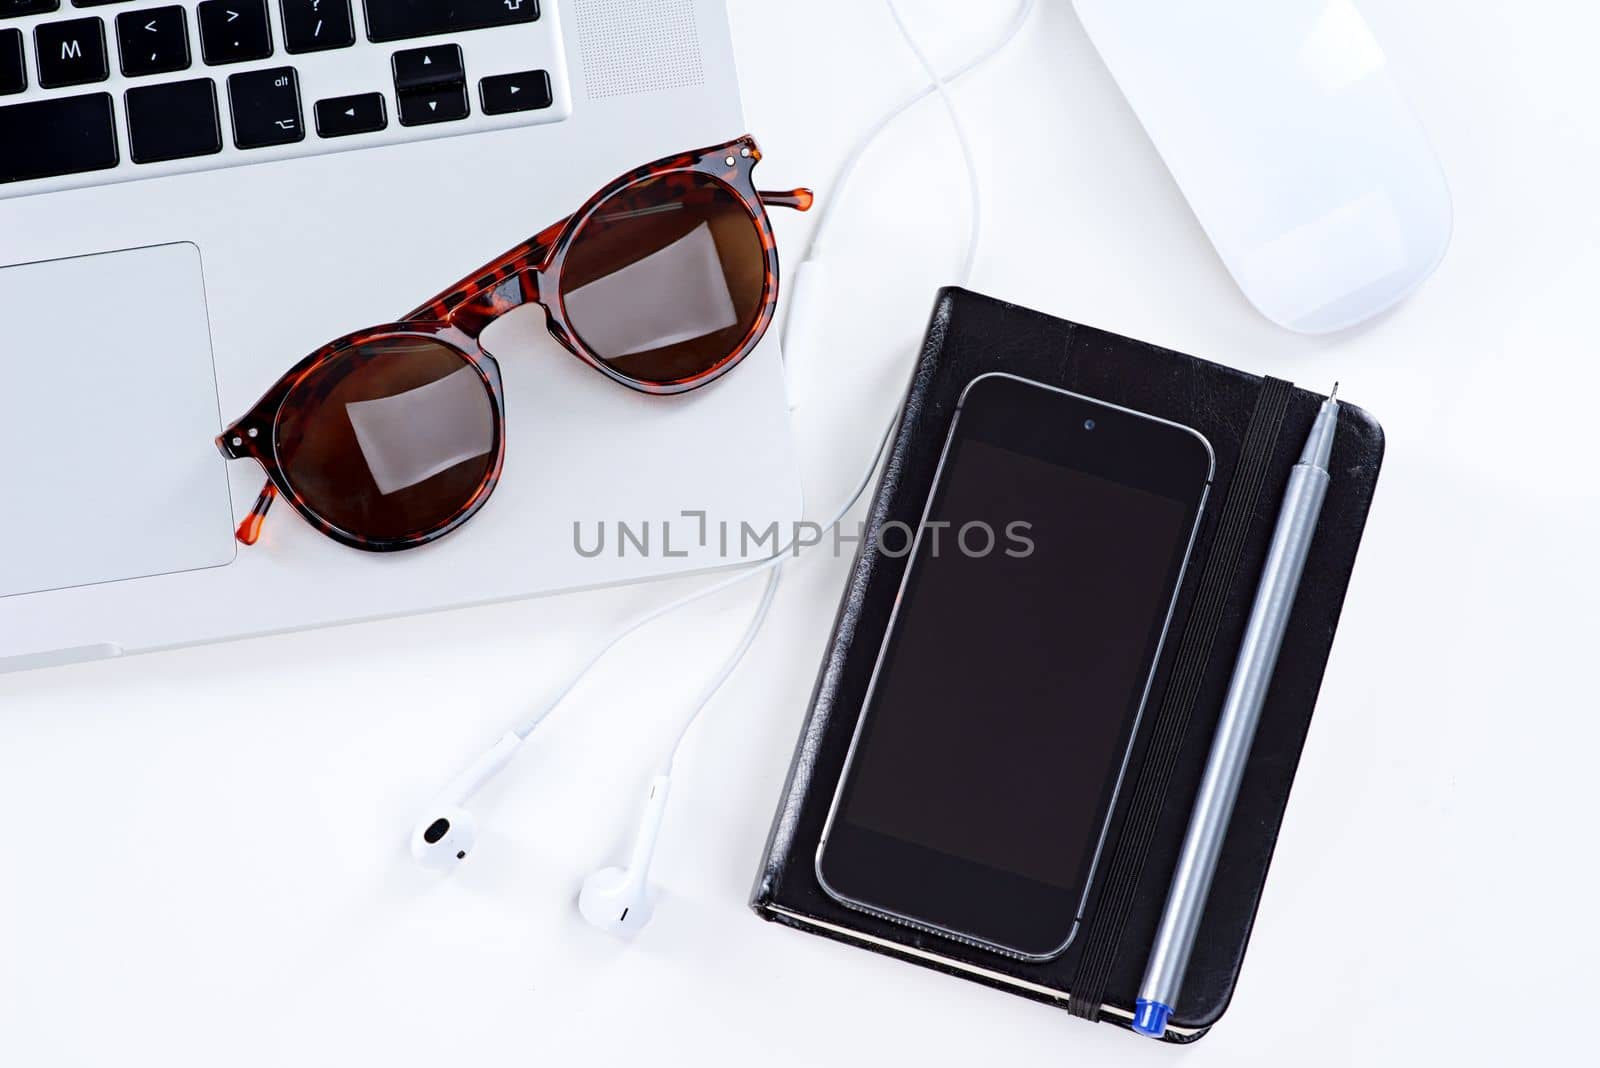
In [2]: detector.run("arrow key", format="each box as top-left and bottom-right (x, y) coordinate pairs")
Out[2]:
(314, 91), (386, 138)
(397, 83), (467, 127)
(479, 69), (551, 115)
(391, 44), (463, 92)
(116, 6), (190, 78)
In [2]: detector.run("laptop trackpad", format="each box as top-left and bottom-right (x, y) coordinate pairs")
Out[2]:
(0, 243), (236, 597)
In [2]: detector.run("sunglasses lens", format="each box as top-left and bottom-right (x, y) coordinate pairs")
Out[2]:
(275, 336), (497, 543)
(561, 172), (767, 386)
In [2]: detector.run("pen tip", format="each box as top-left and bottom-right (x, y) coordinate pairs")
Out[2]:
(1329, 381), (1340, 403)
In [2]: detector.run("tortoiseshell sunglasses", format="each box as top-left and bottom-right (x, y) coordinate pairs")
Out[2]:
(215, 135), (812, 552)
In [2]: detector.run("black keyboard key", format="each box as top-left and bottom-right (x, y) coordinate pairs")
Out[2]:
(314, 91), (384, 137)
(116, 5), (188, 77)
(364, 0), (537, 44)
(126, 77), (220, 162)
(391, 43), (461, 91)
(72, 1), (137, 6)
(397, 83), (466, 126)
(479, 69), (550, 115)
(3, 0), (58, 18)
(35, 16), (106, 87)
(227, 65), (302, 148)
(280, 0), (352, 54)
(198, 0), (271, 65)
(0, 92), (117, 183)
(0, 28), (23, 94)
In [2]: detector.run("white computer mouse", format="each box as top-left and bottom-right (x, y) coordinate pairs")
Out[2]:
(1073, 0), (1452, 334)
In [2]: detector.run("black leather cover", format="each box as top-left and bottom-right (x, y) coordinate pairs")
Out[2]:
(750, 288), (1385, 1042)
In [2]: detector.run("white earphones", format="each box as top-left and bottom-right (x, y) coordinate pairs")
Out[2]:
(408, 731), (523, 871)
(578, 774), (672, 936)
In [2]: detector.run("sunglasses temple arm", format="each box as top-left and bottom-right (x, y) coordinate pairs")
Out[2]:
(759, 188), (815, 212)
(235, 480), (279, 546)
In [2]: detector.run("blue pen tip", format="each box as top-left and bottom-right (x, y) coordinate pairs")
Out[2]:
(1132, 999), (1172, 1039)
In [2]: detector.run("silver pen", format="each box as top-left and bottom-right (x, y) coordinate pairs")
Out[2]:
(1132, 385), (1341, 1039)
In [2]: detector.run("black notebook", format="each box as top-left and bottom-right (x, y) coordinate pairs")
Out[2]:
(750, 288), (1385, 1042)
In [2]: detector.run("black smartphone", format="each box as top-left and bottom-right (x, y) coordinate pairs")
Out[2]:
(815, 373), (1214, 960)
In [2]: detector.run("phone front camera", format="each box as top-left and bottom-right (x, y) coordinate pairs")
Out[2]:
(1084, 419), (1097, 431)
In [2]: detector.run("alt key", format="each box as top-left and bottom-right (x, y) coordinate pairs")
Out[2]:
(315, 91), (385, 138)
(227, 66), (302, 148)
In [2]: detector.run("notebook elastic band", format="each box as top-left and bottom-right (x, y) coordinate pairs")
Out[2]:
(1067, 376), (1294, 1021)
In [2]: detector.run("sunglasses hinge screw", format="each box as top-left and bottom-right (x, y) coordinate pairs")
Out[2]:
(231, 436), (243, 447)
(247, 427), (259, 438)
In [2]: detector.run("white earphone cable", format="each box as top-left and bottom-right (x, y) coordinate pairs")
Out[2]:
(513, 0), (1037, 760)
(645, 0), (1034, 772)
(511, 413), (896, 741)
(779, 0), (1034, 324)
(883, 0), (985, 285)
(663, 564), (782, 772)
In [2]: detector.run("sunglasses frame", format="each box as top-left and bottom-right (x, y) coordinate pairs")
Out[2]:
(217, 135), (811, 553)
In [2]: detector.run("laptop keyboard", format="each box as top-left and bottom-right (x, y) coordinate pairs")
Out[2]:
(0, 0), (569, 195)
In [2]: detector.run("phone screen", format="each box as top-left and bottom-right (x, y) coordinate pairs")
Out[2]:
(818, 375), (1212, 958)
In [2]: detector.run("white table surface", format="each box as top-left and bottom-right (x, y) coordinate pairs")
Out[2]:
(3, 1), (1595, 1064)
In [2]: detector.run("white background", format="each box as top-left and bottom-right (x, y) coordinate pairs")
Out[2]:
(3, 1), (1597, 1064)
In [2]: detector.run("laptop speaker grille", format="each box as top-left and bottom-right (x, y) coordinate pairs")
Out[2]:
(574, 0), (707, 100)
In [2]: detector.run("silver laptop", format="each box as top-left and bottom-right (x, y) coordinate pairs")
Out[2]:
(0, 0), (801, 671)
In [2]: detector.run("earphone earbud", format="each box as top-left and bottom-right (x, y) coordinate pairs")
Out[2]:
(578, 866), (655, 936)
(579, 774), (671, 936)
(410, 806), (479, 871)
(409, 731), (524, 871)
